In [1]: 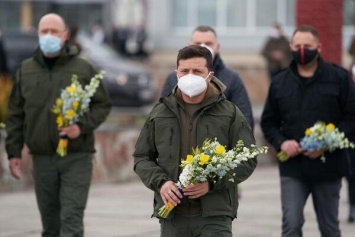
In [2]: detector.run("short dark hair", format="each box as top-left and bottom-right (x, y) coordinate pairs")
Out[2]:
(192, 25), (217, 38)
(177, 45), (213, 71)
(292, 25), (319, 41)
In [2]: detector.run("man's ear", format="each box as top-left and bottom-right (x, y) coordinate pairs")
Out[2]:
(63, 30), (69, 41)
(175, 70), (179, 81)
(215, 43), (220, 54)
(317, 43), (322, 54)
(208, 71), (214, 82)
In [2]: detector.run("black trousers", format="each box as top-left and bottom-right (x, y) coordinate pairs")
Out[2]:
(32, 153), (93, 237)
(346, 176), (355, 205)
(160, 214), (233, 237)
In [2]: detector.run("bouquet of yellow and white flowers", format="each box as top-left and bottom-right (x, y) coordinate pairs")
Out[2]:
(52, 71), (105, 157)
(158, 138), (268, 218)
(278, 121), (355, 162)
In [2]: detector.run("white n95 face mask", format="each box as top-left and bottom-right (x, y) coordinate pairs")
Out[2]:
(177, 73), (210, 98)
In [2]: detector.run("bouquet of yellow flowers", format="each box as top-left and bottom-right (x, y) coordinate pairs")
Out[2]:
(278, 121), (355, 162)
(158, 138), (268, 218)
(52, 71), (105, 157)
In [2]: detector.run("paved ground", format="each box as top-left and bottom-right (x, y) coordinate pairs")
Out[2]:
(0, 163), (354, 237)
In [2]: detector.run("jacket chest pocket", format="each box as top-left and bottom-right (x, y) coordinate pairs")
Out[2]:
(275, 90), (299, 113)
(198, 115), (230, 146)
(22, 77), (49, 108)
(154, 117), (180, 162)
(316, 84), (340, 112)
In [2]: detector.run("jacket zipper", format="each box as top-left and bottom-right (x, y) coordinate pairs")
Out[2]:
(48, 69), (56, 151)
(169, 127), (173, 159)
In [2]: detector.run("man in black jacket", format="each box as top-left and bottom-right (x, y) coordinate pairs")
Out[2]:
(160, 26), (254, 129)
(0, 29), (8, 75)
(261, 25), (355, 237)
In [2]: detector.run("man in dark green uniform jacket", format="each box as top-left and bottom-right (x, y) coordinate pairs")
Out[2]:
(133, 45), (257, 237)
(6, 13), (111, 237)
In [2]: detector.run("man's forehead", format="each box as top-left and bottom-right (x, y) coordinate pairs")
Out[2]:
(178, 57), (207, 69)
(292, 32), (318, 44)
(39, 15), (66, 30)
(191, 31), (216, 43)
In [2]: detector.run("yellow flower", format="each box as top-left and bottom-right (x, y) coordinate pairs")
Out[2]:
(56, 98), (63, 107)
(72, 101), (79, 110)
(66, 84), (76, 94)
(65, 109), (76, 120)
(181, 154), (194, 167)
(199, 154), (210, 165)
(305, 128), (312, 136)
(215, 145), (226, 155)
(186, 155), (193, 163)
(326, 123), (335, 131)
(56, 115), (64, 127)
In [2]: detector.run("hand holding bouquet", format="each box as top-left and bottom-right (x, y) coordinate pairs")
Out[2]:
(278, 121), (355, 162)
(52, 71), (105, 156)
(158, 138), (268, 218)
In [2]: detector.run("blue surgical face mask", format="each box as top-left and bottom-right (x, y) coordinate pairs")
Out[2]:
(39, 34), (62, 56)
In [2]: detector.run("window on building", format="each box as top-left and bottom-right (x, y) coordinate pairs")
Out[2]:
(285, 0), (296, 26)
(53, 4), (103, 32)
(171, 0), (295, 32)
(226, 0), (247, 27)
(344, 0), (355, 26)
(197, 0), (217, 27)
(172, 0), (188, 27)
(0, 2), (21, 29)
(256, 0), (278, 27)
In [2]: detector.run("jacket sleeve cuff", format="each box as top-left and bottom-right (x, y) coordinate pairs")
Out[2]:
(158, 179), (169, 190)
(208, 180), (215, 191)
(8, 154), (20, 160)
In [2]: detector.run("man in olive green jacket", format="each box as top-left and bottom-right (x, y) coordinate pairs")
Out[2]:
(6, 13), (111, 237)
(133, 45), (257, 237)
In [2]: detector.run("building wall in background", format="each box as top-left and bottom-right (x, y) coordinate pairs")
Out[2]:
(297, 0), (343, 65)
(0, 0), (353, 55)
(147, 0), (354, 56)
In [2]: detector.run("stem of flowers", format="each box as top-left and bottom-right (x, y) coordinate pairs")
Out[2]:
(158, 201), (174, 218)
(277, 151), (289, 162)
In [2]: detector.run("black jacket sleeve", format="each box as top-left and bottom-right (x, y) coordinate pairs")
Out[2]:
(260, 82), (287, 151)
(160, 71), (177, 98)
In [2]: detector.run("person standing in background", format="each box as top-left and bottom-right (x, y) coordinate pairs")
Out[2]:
(6, 13), (112, 237)
(348, 34), (355, 80)
(160, 26), (254, 130)
(348, 33), (355, 64)
(91, 21), (106, 44)
(261, 22), (292, 81)
(0, 27), (11, 137)
(68, 25), (82, 53)
(0, 28), (8, 75)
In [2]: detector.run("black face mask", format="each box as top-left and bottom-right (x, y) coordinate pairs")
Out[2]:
(292, 47), (318, 65)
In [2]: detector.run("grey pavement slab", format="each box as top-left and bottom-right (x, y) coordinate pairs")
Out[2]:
(0, 164), (354, 237)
